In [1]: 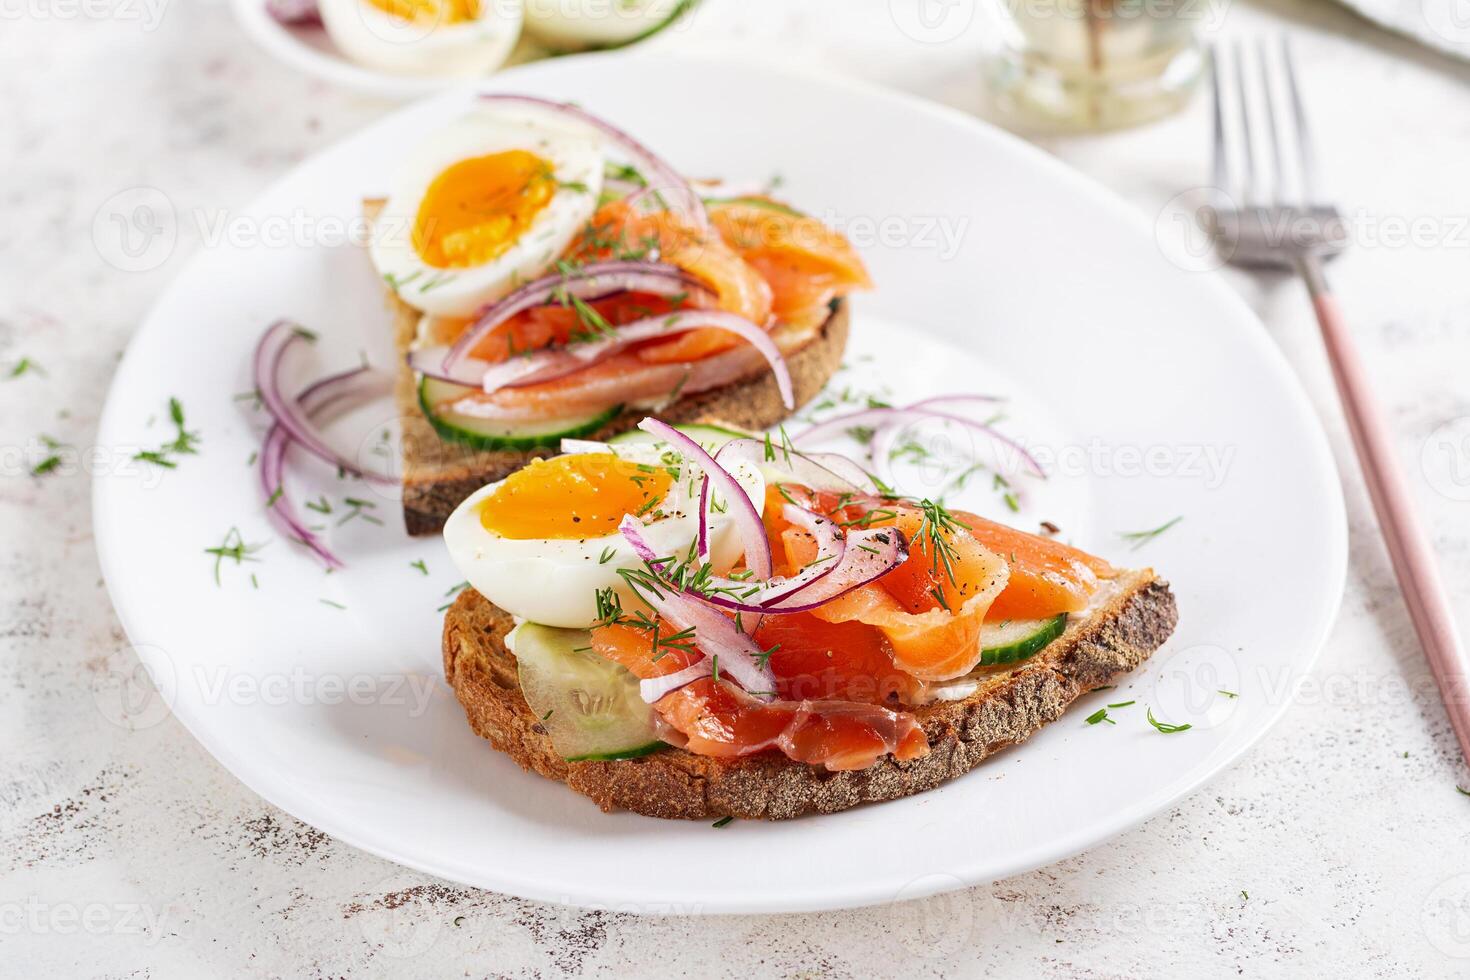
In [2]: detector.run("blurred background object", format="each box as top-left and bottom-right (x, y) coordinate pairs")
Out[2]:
(981, 0), (1210, 129)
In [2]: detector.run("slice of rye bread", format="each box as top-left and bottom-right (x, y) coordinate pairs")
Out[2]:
(362, 199), (852, 536)
(441, 570), (1179, 821)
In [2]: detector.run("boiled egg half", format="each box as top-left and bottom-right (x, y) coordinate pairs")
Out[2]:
(319, 0), (524, 78)
(444, 448), (765, 628)
(369, 105), (604, 317)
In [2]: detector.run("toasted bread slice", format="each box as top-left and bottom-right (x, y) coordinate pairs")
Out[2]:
(363, 199), (851, 535)
(442, 570), (1178, 820)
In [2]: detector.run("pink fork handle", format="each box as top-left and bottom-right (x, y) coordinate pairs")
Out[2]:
(1302, 256), (1470, 763)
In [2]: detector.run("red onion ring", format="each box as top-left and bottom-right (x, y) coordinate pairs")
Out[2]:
(685, 511), (909, 615)
(685, 505), (846, 613)
(258, 366), (393, 569)
(479, 95), (707, 227)
(761, 524), (909, 613)
(266, 0), (319, 23)
(466, 311), (792, 405)
(908, 393), (1005, 410)
(639, 418), (771, 579)
(406, 346), (495, 387)
(441, 262), (702, 376)
(770, 525), (905, 608)
(716, 438), (877, 493)
(618, 516), (777, 700)
(794, 405), (1045, 478)
(638, 660), (712, 703)
(254, 321), (394, 484)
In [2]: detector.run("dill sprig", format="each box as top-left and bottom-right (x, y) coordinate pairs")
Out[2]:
(135, 397), (201, 469)
(1120, 516), (1183, 550)
(914, 498), (964, 587)
(204, 527), (265, 586)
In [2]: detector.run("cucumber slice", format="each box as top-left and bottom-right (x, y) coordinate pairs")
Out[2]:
(979, 614), (1067, 666)
(419, 377), (621, 451)
(512, 623), (664, 762)
(703, 196), (805, 218)
(600, 0), (700, 50)
(608, 421), (753, 452)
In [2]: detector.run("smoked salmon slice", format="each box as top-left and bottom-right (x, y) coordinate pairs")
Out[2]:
(776, 502), (1009, 681)
(657, 677), (927, 772)
(426, 197), (868, 392)
(591, 620), (929, 771)
(952, 510), (1115, 621)
(573, 200), (773, 329)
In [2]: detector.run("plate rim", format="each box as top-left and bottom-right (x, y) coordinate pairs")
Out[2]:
(93, 50), (1348, 914)
(229, 0), (473, 99)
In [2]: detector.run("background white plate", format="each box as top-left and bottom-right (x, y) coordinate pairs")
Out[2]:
(93, 53), (1346, 914)
(228, 0), (688, 99)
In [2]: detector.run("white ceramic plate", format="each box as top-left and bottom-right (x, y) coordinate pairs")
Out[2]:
(94, 53), (1346, 914)
(228, 0), (685, 99)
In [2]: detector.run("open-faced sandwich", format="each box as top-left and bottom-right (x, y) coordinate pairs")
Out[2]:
(362, 96), (872, 534)
(440, 419), (1179, 820)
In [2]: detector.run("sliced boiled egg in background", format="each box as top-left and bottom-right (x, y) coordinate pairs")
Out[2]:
(369, 105), (605, 318)
(444, 449), (765, 629)
(521, 0), (694, 51)
(319, 0), (524, 77)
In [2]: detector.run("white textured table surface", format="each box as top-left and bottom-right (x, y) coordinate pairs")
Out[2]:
(5, 0), (1470, 975)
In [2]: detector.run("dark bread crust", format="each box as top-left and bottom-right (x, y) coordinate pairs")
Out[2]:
(364, 199), (851, 536)
(442, 571), (1179, 821)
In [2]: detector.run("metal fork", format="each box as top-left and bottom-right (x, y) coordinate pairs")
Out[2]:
(1211, 39), (1470, 765)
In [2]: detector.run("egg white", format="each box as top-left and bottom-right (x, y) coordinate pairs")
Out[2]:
(369, 105), (605, 318)
(319, 0), (524, 78)
(444, 450), (766, 629)
(522, 0), (688, 49)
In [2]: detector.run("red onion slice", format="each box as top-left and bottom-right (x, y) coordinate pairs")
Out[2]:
(254, 320), (394, 484)
(618, 516), (777, 700)
(908, 393), (1005, 411)
(266, 0), (319, 23)
(763, 524), (909, 613)
(407, 346), (496, 387)
(442, 262), (702, 376)
(716, 438), (878, 493)
(638, 660), (713, 703)
(794, 405), (1045, 478)
(258, 366), (393, 569)
(638, 418), (771, 579)
(479, 95), (707, 227)
(469, 311), (792, 406)
(684, 505), (846, 613)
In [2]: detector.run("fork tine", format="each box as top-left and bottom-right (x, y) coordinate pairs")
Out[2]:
(1209, 45), (1231, 195)
(1280, 36), (1318, 205)
(1232, 39), (1258, 204)
(1256, 38), (1286, 205)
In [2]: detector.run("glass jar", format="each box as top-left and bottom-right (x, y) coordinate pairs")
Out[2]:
(983, 0), (1209, 129)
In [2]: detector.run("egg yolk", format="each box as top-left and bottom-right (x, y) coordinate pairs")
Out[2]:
(480, 454), (673, 540)
(368, 0), (477, 24)
(412, 150), (557, 269)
